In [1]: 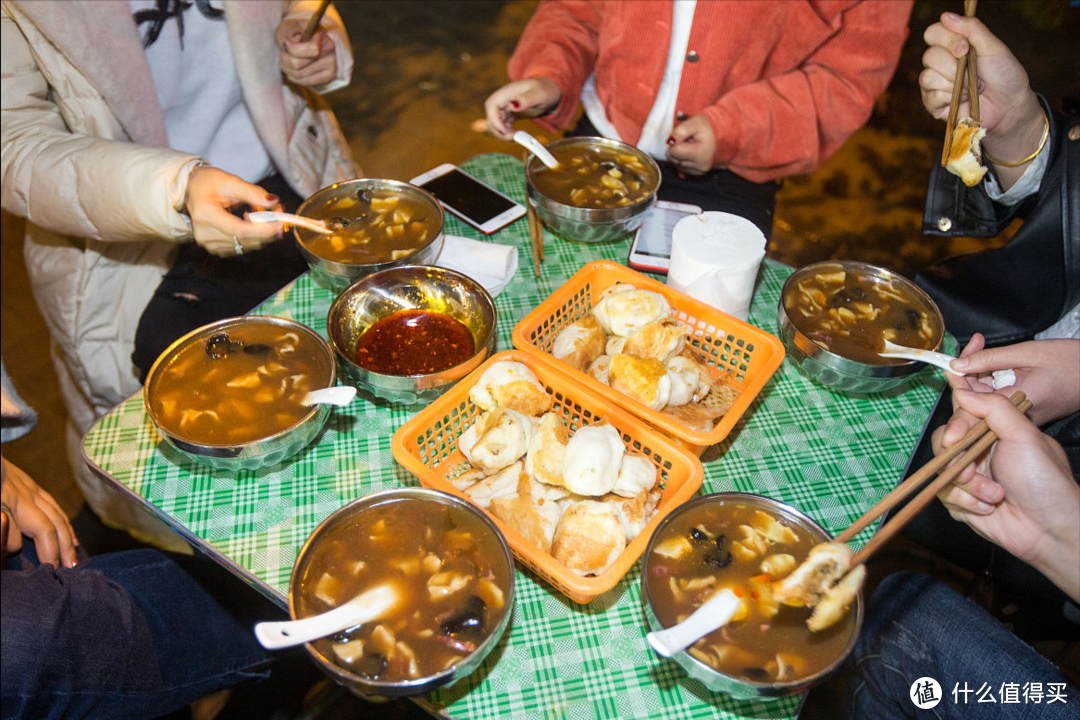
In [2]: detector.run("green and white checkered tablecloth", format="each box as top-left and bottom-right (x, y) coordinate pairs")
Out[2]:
(84, 153), (945, 720)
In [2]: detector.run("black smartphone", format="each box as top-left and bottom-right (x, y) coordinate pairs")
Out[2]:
(410, 163), (527, 234)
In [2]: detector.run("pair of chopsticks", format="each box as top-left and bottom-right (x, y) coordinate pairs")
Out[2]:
(941, 0), (981, 166)
(836, 390), (1030, 566)
(300, 0), (332, 42)
(523, 151), (545, 278)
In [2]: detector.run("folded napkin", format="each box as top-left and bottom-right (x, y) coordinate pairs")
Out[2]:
(434, 234), (519, 297)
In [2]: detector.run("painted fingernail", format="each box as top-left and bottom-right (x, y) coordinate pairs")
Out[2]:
(666, 136), (676, 146)
(509, 101), (521, 110)
(265, 194), (279, 203)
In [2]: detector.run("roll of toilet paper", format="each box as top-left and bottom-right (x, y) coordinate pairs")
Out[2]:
(666, 212), (766, 321)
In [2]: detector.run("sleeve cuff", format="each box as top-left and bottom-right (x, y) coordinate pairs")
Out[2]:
(983, 144), (1049, 206)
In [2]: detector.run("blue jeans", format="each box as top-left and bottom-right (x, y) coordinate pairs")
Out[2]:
(1, 543), (272, 720)
(845, 572), (1079, 719)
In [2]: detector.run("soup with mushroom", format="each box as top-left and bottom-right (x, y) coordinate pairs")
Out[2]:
(531, 143), (658, 209)
(148, 321), (332, 445)
(297, 498), (512, 683)
(784, 267), (940, 365)
(301, 188), (437, 265)
(645, 499), (856, 684)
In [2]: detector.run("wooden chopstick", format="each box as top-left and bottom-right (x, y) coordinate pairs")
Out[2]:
(522, 149), (544, 275)
(967, 44), (980, 122)
(300, 0), (332, 42)
(527, 201), (543, 278)
(940, 0), (980, 166)
(842, 390), (1030, 566)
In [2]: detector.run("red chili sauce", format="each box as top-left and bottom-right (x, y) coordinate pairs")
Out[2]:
(355, 309), (475, 375)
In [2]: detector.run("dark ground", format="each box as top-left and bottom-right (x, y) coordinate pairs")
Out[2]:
(2, 1), (1079, 718)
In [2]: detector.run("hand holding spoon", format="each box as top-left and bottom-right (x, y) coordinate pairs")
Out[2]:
(646, 589), (742, 658)
(249, 211), (335, 235)
(879, 339), (966, 376)
(513, 130), (560, 170)
(255, 584), (399, 650)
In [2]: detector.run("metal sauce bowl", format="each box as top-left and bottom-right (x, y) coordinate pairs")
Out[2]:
(327, 265), (497, 405)
(778, 260), (945, 394)
(143, 316), (335, 471)
(525, 136), (660, 243)
(641, 492), (863, 700)
(289, 487), (516, 699)
(295, 178), (445, 292)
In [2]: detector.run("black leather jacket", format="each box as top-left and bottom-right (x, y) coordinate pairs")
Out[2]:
(916, 97), (1079, 347)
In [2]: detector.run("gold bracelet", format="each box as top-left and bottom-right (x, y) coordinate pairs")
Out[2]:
(982, 108), (1049, 167)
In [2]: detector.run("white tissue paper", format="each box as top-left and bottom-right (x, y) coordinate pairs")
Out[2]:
(990, 369), (1017, 390)
(434, 235), (519, 297)
(666, 212), (766, 321)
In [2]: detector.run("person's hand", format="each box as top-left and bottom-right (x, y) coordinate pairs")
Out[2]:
(936, 390), (1079, 602)
(183, 166), (284, 257)
(1, 456), (79, 569)
(483, 78), (562, 139)
(920, 13), (1044, 172)
(276, 17), (337, 87)
(950, 336), (1080, 427)
(666, 115), (717, 176)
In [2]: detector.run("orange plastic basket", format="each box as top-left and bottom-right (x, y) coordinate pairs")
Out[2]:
(392, 350), (704, 604)
(511, 260), (785, 453)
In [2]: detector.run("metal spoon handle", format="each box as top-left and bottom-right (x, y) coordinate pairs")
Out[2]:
(249, 211), (334, 235)
(513, 131), (560, 170)
(646, 589), (741, 658)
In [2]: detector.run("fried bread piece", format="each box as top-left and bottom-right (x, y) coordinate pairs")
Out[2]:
(551, 501), (626, 576)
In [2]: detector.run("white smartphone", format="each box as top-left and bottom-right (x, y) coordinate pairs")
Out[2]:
(410, 163), (526, 234)
(627, 200), (703, 274)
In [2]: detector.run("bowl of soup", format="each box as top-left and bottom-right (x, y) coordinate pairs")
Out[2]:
(295, 178), (445, 292)
(144, 316), (336, 471)
(327, 265), (498, 405)
(525, 137), (660, 243)
(290, 487), (516, 698)
(641, 492), (861, 700)
(778, 261), (946, 394)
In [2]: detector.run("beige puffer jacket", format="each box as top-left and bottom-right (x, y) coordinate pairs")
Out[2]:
(1, 0), (359, 543)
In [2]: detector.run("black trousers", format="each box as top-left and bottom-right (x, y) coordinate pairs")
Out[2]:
(132, 173), (309, 380)
(568, 114), (780, 239)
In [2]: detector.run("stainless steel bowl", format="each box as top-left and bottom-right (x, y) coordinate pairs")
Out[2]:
(778, 260), (945, 394)
(295, 178), (445, 292)
(289, 487), (516, 699)
(525, 136), (660, 243)
(641, 492), (863, 700)
(327, 265), (497, 405)
(144, 316), (336, 471)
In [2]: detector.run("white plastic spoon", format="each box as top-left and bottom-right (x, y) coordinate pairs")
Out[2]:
(254, 584), (399, 650)
(513, 130), (560, 169)
(879, 339), (966, 376)
(646, 589), (742, 658)
(302, 386), (357, 407)
(249, 211), (334, 235)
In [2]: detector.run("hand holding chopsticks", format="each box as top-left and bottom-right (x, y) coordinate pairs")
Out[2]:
(776, 390), (1037, 631)
(277, 0), (336, 87)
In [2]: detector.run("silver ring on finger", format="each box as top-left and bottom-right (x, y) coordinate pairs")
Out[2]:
(233, 236), (244, 256)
